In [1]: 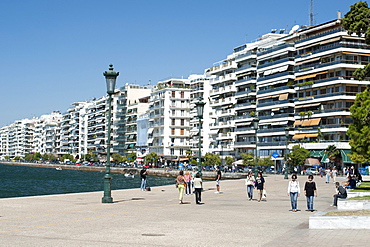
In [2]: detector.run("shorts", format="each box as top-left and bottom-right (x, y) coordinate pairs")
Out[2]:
(216, 180), (220, 186)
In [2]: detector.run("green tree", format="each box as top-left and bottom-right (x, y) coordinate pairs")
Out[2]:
(24, 153), (33, 161)
(144, 152), (158, 165)
(112, 153), (124, 163)
(341, 2), (370, 80)
(203, 152), (221, 166)
(225, 156), (235, 166)
(241, 152), (255, 167)
(347, 87), (370, 163)
(258, 156), (274, 167)
(61, 154), (75, 162)
(287, 145), (310, 167)
(325, 145), (341, 166)
(32, 152), (42, 161)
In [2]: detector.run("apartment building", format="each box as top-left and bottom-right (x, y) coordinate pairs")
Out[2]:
(148, 78), (192, 162)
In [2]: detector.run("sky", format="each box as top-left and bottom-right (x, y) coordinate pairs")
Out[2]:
(0, 0), (355, 127)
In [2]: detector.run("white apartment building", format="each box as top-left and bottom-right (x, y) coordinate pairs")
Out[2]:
(148, 78), (192, 161)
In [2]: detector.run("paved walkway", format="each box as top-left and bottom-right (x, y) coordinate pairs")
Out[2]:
(1, 174), (369, 247)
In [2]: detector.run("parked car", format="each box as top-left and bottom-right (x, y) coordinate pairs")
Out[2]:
(305, 167), (319, 175)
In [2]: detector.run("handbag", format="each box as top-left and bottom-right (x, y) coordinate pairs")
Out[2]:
(262, 189), (267, 199)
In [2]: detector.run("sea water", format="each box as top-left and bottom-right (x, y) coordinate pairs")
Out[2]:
(0, 164), (175, 199)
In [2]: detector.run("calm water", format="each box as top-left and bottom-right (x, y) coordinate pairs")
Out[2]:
(0, 164), (175, 199)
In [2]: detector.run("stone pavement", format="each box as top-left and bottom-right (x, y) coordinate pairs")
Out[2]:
(1, 174), (369, 247)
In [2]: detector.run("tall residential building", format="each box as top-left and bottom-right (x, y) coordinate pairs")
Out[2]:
(148, 78), (192, 162)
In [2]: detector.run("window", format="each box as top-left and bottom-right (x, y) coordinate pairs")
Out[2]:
(171, 129), (175, 135)
(170, 148), (174, 155)
(172, 119), (176, 125)
(180, 149), (184, 155)
(181, 110), (185, 116)
(180, 129), (185, 135)
(181, 119), (184, 126)
(172, 91), (176, 98)
(180, 91), (184, 98)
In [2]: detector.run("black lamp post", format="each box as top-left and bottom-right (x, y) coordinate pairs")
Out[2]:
(253, 117), (259, 178)
(195, 98), (206, 176)
(102, 64), (119, 203)
(284, 127), (290, 179)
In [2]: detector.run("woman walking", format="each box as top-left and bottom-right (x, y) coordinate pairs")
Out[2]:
(193, 172), (203, 204)
(287, 174), (300, 212)
(245, 172), (255, 201)
(176, 171), (186, 204)
(184, 171), (192, 195)
(255, 172), (265, 202)
(304, 175), (317, 212)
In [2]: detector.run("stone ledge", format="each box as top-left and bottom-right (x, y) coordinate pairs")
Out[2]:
(338, 199), (370, 210)
(347, 191), (370, 198)
(309, 211), (370, 229)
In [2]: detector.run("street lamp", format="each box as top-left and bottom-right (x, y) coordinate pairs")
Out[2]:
(284, 127), (290, 179)
(253, 117), (259, 178)
(102, 64), (119, 203)
(195, 98), (206, 177)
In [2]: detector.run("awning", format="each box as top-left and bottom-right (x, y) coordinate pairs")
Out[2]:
(147, 128), (154, 134)
(264, 70), (272, 76)
(209, 129), (219, 135)
(279, 93), (289, 100)
(295, 57), (321, 66)
(310, 150), (326, 158)
(295, 73), (316, 81)
(341, 150), (353, 164)
(321, 153), (329, 163)
(320, 37), (341, 45)
(301, 118), (321, 126)
(147, 138), (154, 143)
(305, 158), (321, 166)
(315, 70), (328, 76)
(295, 103), (321, 109)
(293, 134), (306, 139)
(294, 120), (304, 125)
(306, 133), (318, 137)
(343, 52), (370, 56)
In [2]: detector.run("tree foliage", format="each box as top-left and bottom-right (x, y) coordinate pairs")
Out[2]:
(241, 152), (255, 166)
(347, 87), (370, 163)
(287, 145), (310, 167)
(325, 145), (341, 166)
(225, 156), (235, 166)
(144, 152), (158, 164)
(112, 153), (124, 163)
(203, 152), (221, 166)
(258, 156), (274, 167)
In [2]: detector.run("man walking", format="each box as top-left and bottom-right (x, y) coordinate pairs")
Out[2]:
(215, 166), (222, 193)
(140, 168), (147, 191)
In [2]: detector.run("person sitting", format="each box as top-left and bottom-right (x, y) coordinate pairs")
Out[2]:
(332, 182), (347, 207)
(343, 175), (356, 189)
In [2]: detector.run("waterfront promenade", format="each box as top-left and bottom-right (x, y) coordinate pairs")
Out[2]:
(1, 175), (369, 247)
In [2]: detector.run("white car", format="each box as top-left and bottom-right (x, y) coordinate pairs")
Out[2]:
(305, 167), (319, 175)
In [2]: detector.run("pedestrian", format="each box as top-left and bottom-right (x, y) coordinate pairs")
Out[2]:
(215, 166), (222, 193)
(304, 175), (317, 212)
(287, 174), (300, 212)
(319, 167), (325, 178)
(176, 171), (186, 204)
(184, 171), (192, 195)
(332, 182), (347, 207)
(325, 167), (331, 183)
(332, 167), (337, 183)
(245, 171), (255, 201)
(140, 168), (147, 191)
(255, 172), (265, 202)
(193, 172), (203, 204)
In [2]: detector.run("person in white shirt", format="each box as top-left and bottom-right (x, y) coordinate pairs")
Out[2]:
(287, 174), (300, 212)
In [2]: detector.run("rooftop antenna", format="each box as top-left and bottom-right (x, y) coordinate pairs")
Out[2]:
(309, 0), (316, 26)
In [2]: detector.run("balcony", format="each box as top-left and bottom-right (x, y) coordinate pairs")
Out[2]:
(258, 71), (294, 82)
(258, 57), (295, 69)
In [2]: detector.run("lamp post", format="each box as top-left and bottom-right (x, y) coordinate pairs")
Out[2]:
(253, 118), (259, 178)
(102, 64), (119, 203)
(195, 98), (206, 177)
(284, 127), (290, 179)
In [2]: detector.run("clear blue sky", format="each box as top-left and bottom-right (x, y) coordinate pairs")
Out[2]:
(0, 0), (354, 127)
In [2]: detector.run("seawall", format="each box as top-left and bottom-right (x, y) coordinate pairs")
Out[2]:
(0, 162), (247, 180)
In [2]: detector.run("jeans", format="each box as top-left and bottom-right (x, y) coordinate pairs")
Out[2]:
(194, 188), (202, 203)
(290, 192), (298, 210)
(140, 178), (147, 190)
(247, 185), (254, 199)
(326, 174), (330, 183)
(306, 196), (314, 210)
(186, 182), (192, 194)
(333, 194), (346, 206)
